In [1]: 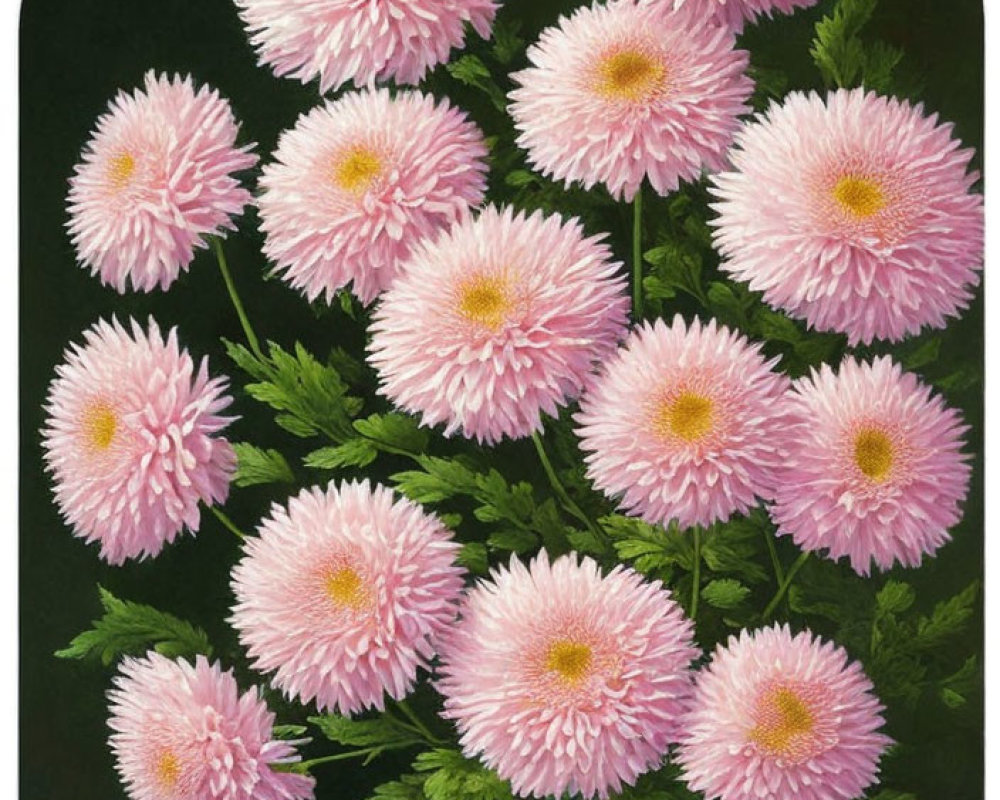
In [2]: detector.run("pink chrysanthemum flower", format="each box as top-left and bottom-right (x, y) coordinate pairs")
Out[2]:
(368, 206), (630, 444)
(711, 88), (984, 344)
(41, 318), (236, 565)
(234, 0), (498, 93)
(575, 315), (794, 530)
(508, 0), (753, 201)
(108, 652), (315, 800)
(674, 0), (819, 33)
(677, 625), (892, 800)
(230, 480), (465, 715)
(770, 356), (971, 575)
(437, 551), (698, 799)
(258, 89), (487, 305)
(67, 71), (257, 292)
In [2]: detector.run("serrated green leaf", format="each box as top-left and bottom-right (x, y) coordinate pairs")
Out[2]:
(367, 776), (426, 800)
(457, 542), (489, 575)
(914, 581), (979, 650)
(487, 529), (538, 554)
(232, 442), (295, 487)
(225, 339), (362, 441)
(305, 439), (378, 470)
(391, 456), (479, 503)
(876, 580), (916, 616)
(491, 17), (524, 64)
(474, 471), (535, 526)
(446, 55), (507, 112)
(309, 714), (416, 749)
(354, 412), (429, 455)
(55, 587), (212, 665)
(701, 578), (751, 610)
(413, 749), (513, 800)
(604, 515), (693, 577)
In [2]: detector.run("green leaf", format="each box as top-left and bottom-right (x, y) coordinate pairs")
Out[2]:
(457, 542), (489, 575)
(310, 714), (416, 749)
(875, 580), (916, 616)
(414, 749), (513, 800)
(367, 776), (426, 800)
(810, 0), (902, 91)
(914, 581), (979, 650)
(391, 456), (479, 503)
(701, 579), (751, 610)
(446, 55), (507, 112)
(700, 517), (768, 584)
(354, 412), (429, 455)
(940, 687), (967, 709)
(272, 724), (309, 739)
(55, 587), (212, 665)
(505, 170), (538, 188)
(224, 339), (362, 441)
(474, 470), (535, 526)
(491, 17), (525, 64)
(755, 309), (801, 344)
(487, 529), (539, 554)
(305, 439), (378, 470)
(603, 515), (694, 577)
(643, 241), (705, 305)
(899, 337), (942, 370)
(232, 442), (295, 487)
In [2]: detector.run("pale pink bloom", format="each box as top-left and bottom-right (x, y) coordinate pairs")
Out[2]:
(437, 551), (698, 799)
(41, 318), (235, 565)
(575, 315), (794, 530)
(108, 652), (314, 800)
(770, 356), (970, 575)
(711, 88), (984, 344)
(258, 89), (487, 305)
(677, 625), (891, 800)
(234, 0), (497, 93)
(508, 0), (753, 201)
(67, 71), (257, 292)
(368, 206), (630, 444)
(673, 0), (819, 33)
(230, 480), (465, 715)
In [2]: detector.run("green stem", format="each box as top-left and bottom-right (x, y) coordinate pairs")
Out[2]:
(632, 186), (644, 321)
(212, 237), (263, 360)
(763, 527), (785, 587)
(761, 551), (811, 620)
(210, 506), (246, 541)
(393, 699), (444, 745)
(691, 526), (701, 620)
(287, 741), (422, 773)
(530, 431), (610, 549)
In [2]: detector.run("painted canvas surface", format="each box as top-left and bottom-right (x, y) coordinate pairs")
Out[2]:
(19, 1), (983, 799)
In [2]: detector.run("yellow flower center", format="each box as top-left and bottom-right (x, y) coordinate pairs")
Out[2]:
(325, 567), (369, 610)
(832, 176), (885, 218)
(545, 639), (592, 684)
(457, 276), (511, 330)
(854, 428), (894, 482)
(596, 49), (665, 101)
(155, 750), (181, 789)
(81, 401), (117, 451)
(332, 147), (382, 195)
(750, 686), (814, 757)
(107, 152), (136, 189)
(656, 392), (714, 442)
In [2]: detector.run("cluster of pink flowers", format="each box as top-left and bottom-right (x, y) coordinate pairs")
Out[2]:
(43, 1), (982, 799)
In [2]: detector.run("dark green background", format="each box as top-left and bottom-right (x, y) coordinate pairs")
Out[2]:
(20, 1), (983, 798)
